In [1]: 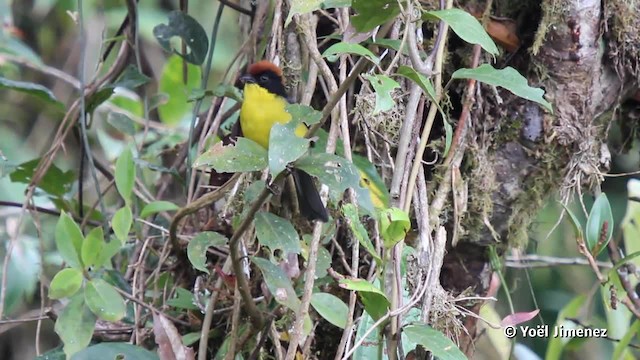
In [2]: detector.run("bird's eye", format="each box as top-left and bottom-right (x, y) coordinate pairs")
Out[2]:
(259, 74), (269, 83)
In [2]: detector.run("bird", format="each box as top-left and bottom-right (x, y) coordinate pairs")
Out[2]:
(239, 60), (329, 222)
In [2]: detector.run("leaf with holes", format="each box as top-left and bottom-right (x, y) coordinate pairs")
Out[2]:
(153, 11), (208, 65)
(269, 122), (310, 177)
(187, 232), (228, 274)
(364, 74), (400, 114)
(193, 138), (267, 173)
(255, 212), (301, 256)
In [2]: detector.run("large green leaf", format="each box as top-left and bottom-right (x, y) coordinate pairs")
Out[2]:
(323, 42), (380, 64)
(115, 147), (135, 204)
(254, 212), (302, 256)
(586, 193), (614, 255)
(452, 65), (553, 113)
(268, 122), (310, 177)
(351, 0), (400, 32)
(55, 212), (84, 269)
(153, 11), (209, 65)
(339, 278), (389, 320)
(54, 293), (97, 358)
(140, 200), (179, 218)
(81, 227), (105, 269)
(0, 76), (64, 110)
(310, 292), (349, 328)
(286, 0), (323, 26)
(113, 65), (151, 89)
(193, 137), (268, 173)
(84, 279), (126, 322)
(378, 207), (410, 248)
(295, 153), (374, 214)
(112, 205), (133, 244)
(253, 257), (299, 311)
(10, 159), (74, 197)
(364, 74), (400, 114)
(49, 268), (83, 300)
(423, 9), (498, 56)
(187, 231), (228, 274)
(403, 324), (467, 360)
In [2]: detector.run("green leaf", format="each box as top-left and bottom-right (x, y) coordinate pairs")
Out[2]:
(286, 0), (323, 26)
(107, 112), (137, 136)
(322, 42), (380, 64)
(193, 137), (268, 172)
(560, 203), (584, 239)
(96, 239), (122, 268)
(10, 158), (74, 197)
(81, 227), (104, 269)
(342, 204), (381, 263)
(339, 278), (389, 320)
(403, 324), (467, 360)
(187, 231), (228, 274)
(54, 293), (97, 358)
(423, 9), (498, 56)
(379, 207), (410, 248)
(612, 320), (640, 360)
(140, 200), (179, 218)
(114, 65), (151, 89)
(55, 212), (84, 269)
(71, 342), (159, 360)
(269, 122), (310, 177)
(295, 153), (374, 214)
(364, 74), (400, 114)
(310, 292), (349, 328)
(0, 35), (42, 64)
(253, 257), (301, 311)
(286, 104), (323, 126)
(49, 268), (83, 299)
(321, 0), (352, 9)
(182, 332), (202, 347)
(586, 193), (614, 255)
(351, 0), (400, 32)
(254, 258), (315, 336)
(115, 147), (135, 204)
(85, 86), (115, 114)
(451, 65), (553, 113)
(84, 279), (126, 322)
(0, 76), (64, 110)
(254, 212), (302, 256)
(153, 11), (209, 65)
(112, 205), (133, 244)
(158, 55), (202, 125)
(167, 288), (199, 310)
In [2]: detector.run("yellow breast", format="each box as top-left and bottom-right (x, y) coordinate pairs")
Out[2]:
(240, 84), (307, 148)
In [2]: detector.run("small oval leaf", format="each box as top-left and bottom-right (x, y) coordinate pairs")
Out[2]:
(84, 279), (126, 322)
(49, 268), (83, 299)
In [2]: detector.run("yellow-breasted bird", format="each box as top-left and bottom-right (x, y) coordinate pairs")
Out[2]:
(239, 61), (329, 222)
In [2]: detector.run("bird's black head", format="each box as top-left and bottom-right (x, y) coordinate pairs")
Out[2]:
(241, 61), (287, 98)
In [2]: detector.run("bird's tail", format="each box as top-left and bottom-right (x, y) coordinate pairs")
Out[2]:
(292, 169), (329, 222)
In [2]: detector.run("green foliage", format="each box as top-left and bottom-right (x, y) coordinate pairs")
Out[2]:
(187, 231), (228, 274)
(112, 205), (133, 243)
(115, 147), (136, 204)
(323, 42), (380, 64)
(452, 65), (553, 112)
(84, 279), (126, 322)
(339, 278), (389, 320)
(140, 200), (179, 218)
(342, 204), (381, 263)
(157, 54), (202, 125)
(193, 137), (268, 172)
(54, 293), (97, 358)
(55, 212), (85, 270)
(72, 343), (159, 360)
(153, 11), (209, 65)
(586, 193), (614, 255)
(351, 0), (400, 32)
(49, 268), (83, 299)
(423, 9), (499, 56)
(254, 212), (302, 256)
(10, 159), (74, 198)
(0, 76), (64, 110)
(310, 292), (349, 328)
(378, 207), (410, 248)
(363, 74), (400, 114)
(403, 324), (468, 360)
(268, 122), (310, 177)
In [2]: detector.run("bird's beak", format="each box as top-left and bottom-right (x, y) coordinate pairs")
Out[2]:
(240, 74), (255, 84)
